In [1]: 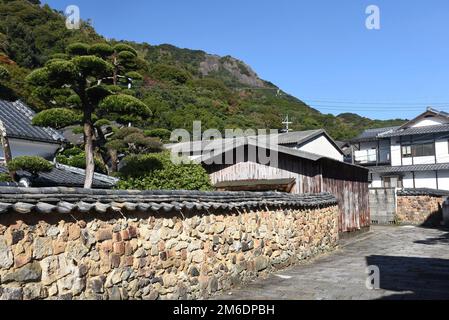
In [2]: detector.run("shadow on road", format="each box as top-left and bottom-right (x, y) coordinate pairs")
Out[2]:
(366, 255), (449, 300)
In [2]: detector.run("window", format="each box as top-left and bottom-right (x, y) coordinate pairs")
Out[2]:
(382, 176), (403, 188)
(402, 145), (412, 158)
(412, 143), (434, 157)
(402, 142), (435, 158)
(382, 177), (391, 188)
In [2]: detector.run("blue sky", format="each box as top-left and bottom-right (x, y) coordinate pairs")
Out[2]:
(43, 0), (449, 120)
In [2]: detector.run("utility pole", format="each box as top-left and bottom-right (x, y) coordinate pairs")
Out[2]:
(0, 120), (14, 179)
(282, 115), (293, 133)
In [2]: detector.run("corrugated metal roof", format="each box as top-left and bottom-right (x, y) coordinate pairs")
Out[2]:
(0, 164), (117, 189)
(369, 163), (449, 173)
(378, 124), (449, 138)
(0, 100), (64, 143)
(0, 187), (338, 215)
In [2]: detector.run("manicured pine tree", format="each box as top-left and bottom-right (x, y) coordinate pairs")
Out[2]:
(26, 42), (151, 188)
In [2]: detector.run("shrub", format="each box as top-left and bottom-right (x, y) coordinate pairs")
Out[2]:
(56, 151), (107, 174)
(88, 43), (114, 58)
(0, 65), (10, 80)
(0, 173), (12, 182)
(117, 152), (212, 191)
(32, 108), (81, 129)
(66, 42), (90, 56)
(106, 127), (163, 154)
(150, 64), (192, 85)
(8, 156), (53, 176)
(99, 94), (152, 124)
(144, 128), (172, 142)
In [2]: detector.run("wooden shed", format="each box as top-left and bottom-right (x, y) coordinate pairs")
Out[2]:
(169, 136), (370, 235)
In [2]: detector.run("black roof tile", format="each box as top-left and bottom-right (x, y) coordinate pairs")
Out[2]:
(0, 100), (64, 144)
(0, 165), (116, 189)
(0, 187), (338, 215)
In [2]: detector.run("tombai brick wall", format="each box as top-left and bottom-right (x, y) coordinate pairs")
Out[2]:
(396, 189), (449, 226)
(0, 188), (339, 300)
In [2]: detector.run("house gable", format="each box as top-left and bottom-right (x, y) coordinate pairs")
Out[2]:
(400, 108), (449, 129)
(297, 133), (344, 161)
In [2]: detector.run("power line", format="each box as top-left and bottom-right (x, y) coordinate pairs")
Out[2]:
(302, 98), (449, 106)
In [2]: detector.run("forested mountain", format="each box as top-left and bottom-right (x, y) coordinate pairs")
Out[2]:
(0, 0), (406, 140)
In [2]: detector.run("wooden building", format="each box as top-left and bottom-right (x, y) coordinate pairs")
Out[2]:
(169, 132), (370, 234)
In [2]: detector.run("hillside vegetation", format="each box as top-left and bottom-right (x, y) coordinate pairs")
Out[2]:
(0, 0), (406, 140)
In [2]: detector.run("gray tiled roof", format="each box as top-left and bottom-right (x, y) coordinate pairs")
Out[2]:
(0, 164), (116, 189)
(369, 163), (449, 173)
(274, 129), (324, 145)
(0, 187), (337, 215)
(0, 100), (64, 143)
(378, 124), (449, 138)
(351, 126), (401, 142)
(166, 129), (343, 155)
(397, 188), (449, 197)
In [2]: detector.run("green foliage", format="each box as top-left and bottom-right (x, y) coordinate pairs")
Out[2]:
(144, 128), (172, 142)
(71, 55), (112, 78)
(106, 126), (163, 154)
(88, 43), (114, 58)
(0, 0), (408, 150)
(94, 118), (111, 127)
(56, 147), (107, 174)
(125, 71), (143, 80)
(99, 94), (152, 124)
(0, 65), (10, 80)
(66, 42), (90, 56)
(0, 173), (13, 183)
(32, 107), (80, 129)
(150, 64), (192, 84)
(8, 156), (53, 176)
(113, 43), (138, 56)
(117, 152), (212, 191)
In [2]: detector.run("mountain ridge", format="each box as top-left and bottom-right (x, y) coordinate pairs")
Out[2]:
(0, 0), (407, 140)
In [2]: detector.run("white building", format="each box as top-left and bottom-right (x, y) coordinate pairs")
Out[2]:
(351, 107), (449, 191)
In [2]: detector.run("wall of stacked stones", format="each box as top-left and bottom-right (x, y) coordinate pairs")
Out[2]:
(0, 204), (339, 300)
(396, 195), (444, 225)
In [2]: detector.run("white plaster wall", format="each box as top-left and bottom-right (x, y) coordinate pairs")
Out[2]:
(437, 170), (449, 191)
(411, 117), (449, 128)
(413, 156), (436, 165)
(403, 172), (415, 189)
(414, 171), (438, 189)
(298, 135), (343, 161)
(370, 173), (382, 188)
(0, 139), (60, 160)
(391, 138), (402, 166)
(436, 139), (449, 164)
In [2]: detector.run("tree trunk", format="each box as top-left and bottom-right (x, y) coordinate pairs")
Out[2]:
(0, 132), (15, 180)
(0, 121), (15, 180)
(113, 55), (118, 86)
(83, 109), (95, 189)
(108, 149), (118, 174)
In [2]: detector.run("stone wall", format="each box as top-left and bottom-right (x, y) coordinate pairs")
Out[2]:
(0, 188), (339, 300)
(396, 195), (444, 226)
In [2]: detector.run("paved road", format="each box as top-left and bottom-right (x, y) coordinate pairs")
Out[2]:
(215, 226), (449, 300)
